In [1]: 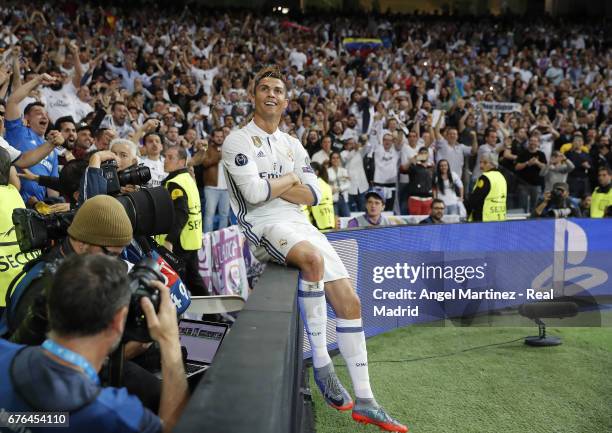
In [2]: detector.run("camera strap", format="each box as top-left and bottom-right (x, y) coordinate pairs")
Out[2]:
(42, 339), (100, 386)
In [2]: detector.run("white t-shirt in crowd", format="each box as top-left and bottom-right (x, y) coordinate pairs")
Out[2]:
(373, 146), (399, 185)
(40, 82), (80, 123)
(289, 50), (307, 71)
(399, 144), (418, 184)
(0, 136), (21, 162)
(139, 156), (167, 187)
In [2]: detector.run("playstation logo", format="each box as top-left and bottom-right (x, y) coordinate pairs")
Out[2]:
(532, 219), (608, 297)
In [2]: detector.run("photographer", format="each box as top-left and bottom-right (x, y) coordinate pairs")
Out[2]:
(78, 138), (150, 204)
(6, 195), (133, 344)
(5, 195), (164, 411)
(0, 254), (188, 433)
(533, 182), (582, 218)
(78, 150), (121, 205)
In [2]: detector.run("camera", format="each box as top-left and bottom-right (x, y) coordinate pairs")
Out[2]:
(124, 257), (164, 342)
(13, 187), (174, 253)
(101, 160), (152, 195)
(12, 209), (75, 252)
(550, 188), (566, 208)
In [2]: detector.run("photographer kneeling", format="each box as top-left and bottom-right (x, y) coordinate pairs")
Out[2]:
(0, 254), (188, 433)
(79, 138), (150, 205)
(533, 182), (582, 218)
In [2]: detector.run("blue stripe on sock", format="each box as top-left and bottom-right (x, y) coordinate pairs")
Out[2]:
(298, 289), (325, 298)
(336, 326), (363, 333)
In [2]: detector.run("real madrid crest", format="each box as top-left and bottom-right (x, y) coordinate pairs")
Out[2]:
(287, 149), (294, 162)
(251, 136), (263, 148)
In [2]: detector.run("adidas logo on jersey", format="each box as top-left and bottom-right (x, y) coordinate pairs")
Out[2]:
(256, 150), (266, 158)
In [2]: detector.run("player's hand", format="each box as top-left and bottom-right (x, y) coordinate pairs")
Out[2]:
(543, 191), (551, 203)
(140, 280), (179, 345)
(163, 241), (173, 252)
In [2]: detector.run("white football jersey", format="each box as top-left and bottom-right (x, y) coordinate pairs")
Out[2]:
(222, 120), (321, 246)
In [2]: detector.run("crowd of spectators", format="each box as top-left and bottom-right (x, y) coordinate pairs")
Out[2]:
(0, 2), (610, 224)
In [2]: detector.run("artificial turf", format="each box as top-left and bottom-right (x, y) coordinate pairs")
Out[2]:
(312, 321), (612, 433)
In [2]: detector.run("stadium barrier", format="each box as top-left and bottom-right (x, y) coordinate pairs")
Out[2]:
(174, 264), (312, 433)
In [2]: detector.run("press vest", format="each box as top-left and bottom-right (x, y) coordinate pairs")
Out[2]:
(308, 178), (335, 230)
(157, 172), (202, 250)
(590, 186), (612, 218)
(0, 185), (30, 307)
(481, 171), (507, 221)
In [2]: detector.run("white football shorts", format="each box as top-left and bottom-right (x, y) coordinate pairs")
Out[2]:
(252, 222), (349, 283)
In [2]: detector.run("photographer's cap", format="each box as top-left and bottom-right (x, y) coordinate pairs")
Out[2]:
(68, 195), (133, 247)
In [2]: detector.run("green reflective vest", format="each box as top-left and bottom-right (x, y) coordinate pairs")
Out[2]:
(0, 185), (30, 306)
(481, 171), (507, 222)
(157, 172), (202, 250)
(590, 186), (612, 218)
(306, 178), (335, 230)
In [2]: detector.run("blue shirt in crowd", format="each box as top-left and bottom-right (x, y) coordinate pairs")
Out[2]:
(5, 118), (58, 202)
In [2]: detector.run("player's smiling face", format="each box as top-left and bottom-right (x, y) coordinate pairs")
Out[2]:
(254, 77), (288, 120)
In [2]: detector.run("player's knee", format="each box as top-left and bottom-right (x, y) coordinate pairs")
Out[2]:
(301, 250), (324, 276)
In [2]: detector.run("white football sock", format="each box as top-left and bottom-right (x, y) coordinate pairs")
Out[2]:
(298, 279), (331, 368)
(336, 318), (373, 399)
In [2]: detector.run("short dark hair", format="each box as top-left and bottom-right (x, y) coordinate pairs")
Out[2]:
(55, 116), (76, 130)
(252, 65), (287, 95)
(484, 127), (497, 137)
(24, 101), (45, 116)
(47, 254), (130, 337)
(598, 166), (612, 175)
(143, 132), (162, 144)
(432, 198), (445, 208)
(111, 101), (127, 112)
(0, 147), (11, 185)
(58, 159), (88, 198)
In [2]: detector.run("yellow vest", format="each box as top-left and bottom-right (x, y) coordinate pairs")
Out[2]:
(0, 185), (39, 307)
(308, 178), (335, 230)
(481, 171), (507, 222)
(591, 186), (612, 218)
(157, 172), (202, 250)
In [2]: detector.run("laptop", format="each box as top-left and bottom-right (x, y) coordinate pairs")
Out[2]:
(166, 319), (229, 379)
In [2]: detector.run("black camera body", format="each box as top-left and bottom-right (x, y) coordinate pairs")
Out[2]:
(101, 160), (152, 195)
(550, 189), (565, 208)
(13, 187), (174, 253)
(12, 208), (75, 252)
(124, 257), (164, 342)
